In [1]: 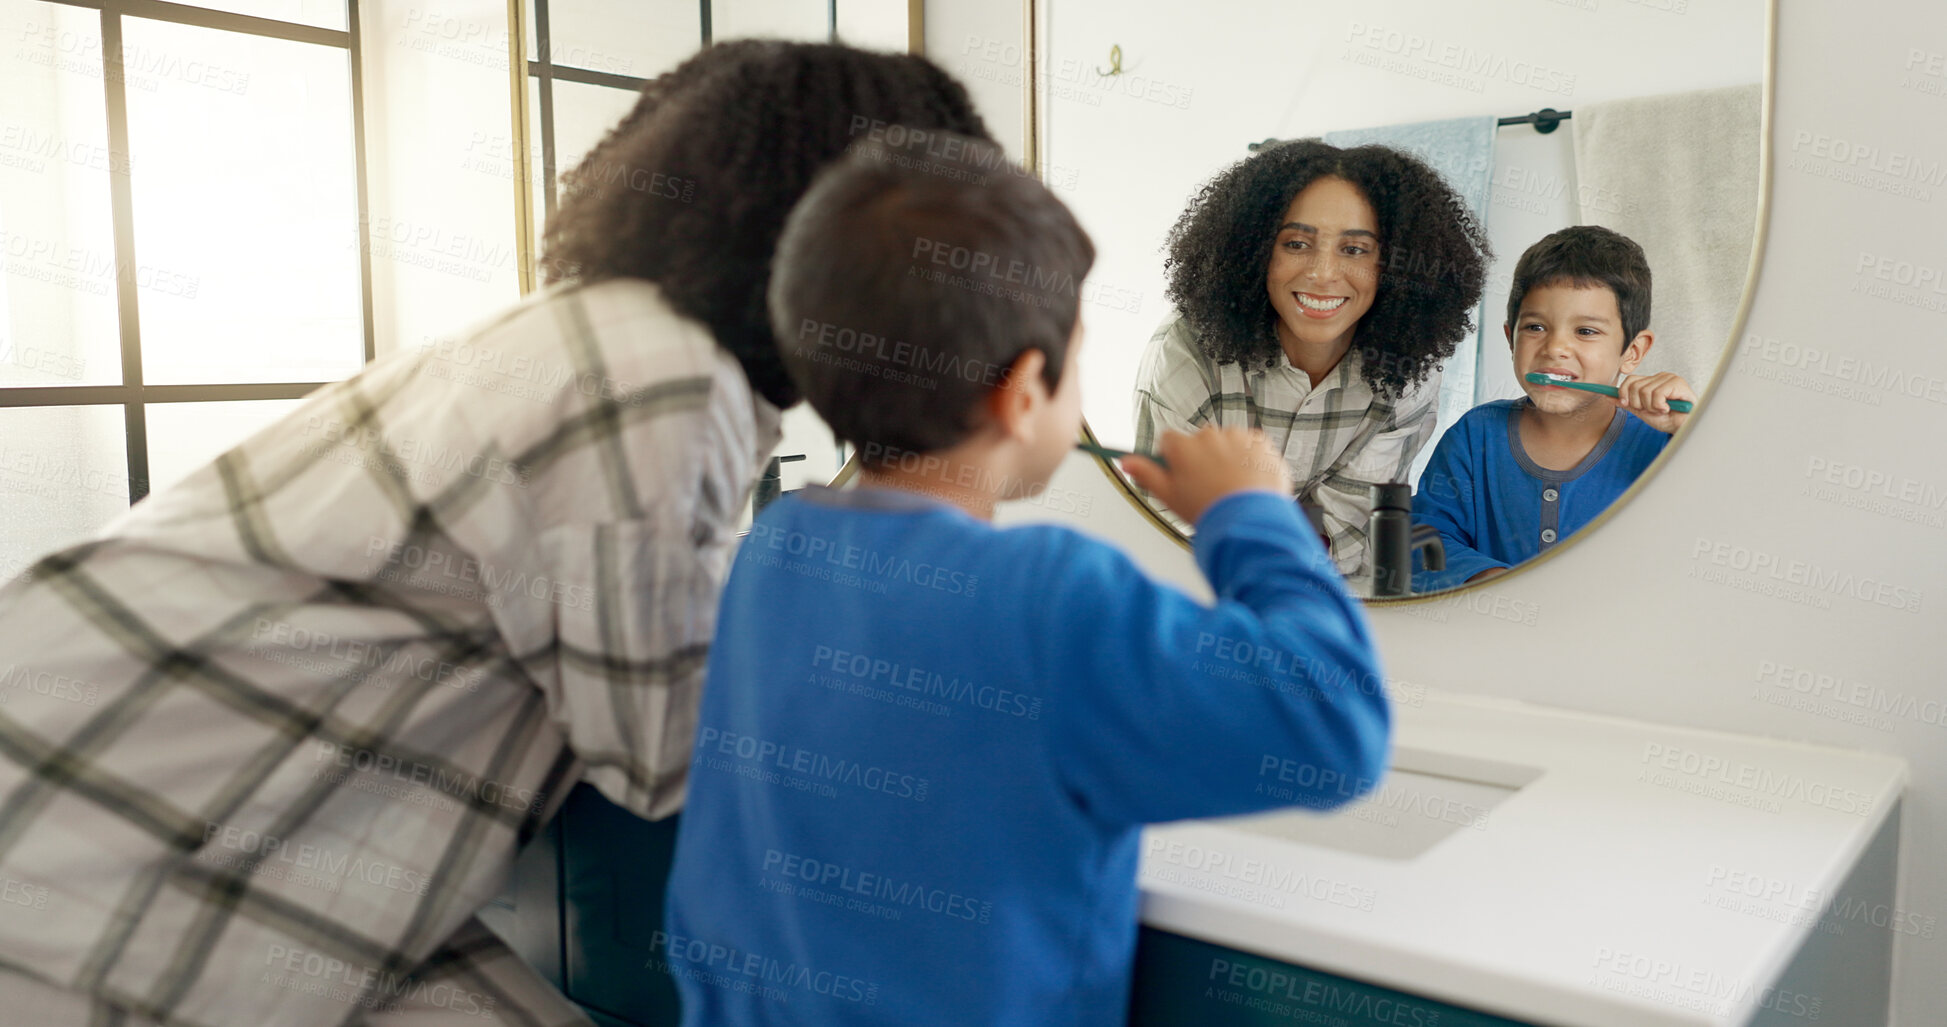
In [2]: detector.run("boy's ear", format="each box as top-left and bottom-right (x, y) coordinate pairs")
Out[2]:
(1502, 322), (1513, 347)
(986, 349), (1049, 440)
(1619, 330), (1654, 373)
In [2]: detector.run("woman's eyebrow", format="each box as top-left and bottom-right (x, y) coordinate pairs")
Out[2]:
(1279, 222), (1377, 239)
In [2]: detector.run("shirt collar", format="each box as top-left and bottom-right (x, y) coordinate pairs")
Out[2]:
(1252, 346), (1365, 400)
(795, 482), (970, 516)
(1506, 398), (1629, 483)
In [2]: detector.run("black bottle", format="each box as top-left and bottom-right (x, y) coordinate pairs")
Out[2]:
(1368, 483), (1444, 597)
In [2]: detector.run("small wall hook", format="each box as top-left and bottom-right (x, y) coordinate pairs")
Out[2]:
(1098, 44), (1123, 76)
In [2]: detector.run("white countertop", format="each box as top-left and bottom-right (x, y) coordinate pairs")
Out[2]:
(1138, 690), (1908, 1027)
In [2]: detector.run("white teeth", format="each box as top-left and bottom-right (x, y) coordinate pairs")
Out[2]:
(1296, 294), (1347, 311)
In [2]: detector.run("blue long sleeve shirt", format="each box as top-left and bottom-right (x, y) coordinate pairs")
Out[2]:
(1411, 399), (1671, 592)
(663, 486), (1392, 1027)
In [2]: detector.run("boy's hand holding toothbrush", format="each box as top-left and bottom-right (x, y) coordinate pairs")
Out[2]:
(1614, 371), (1697, 433)
(1525, 370), (1698, 433)
(1119, 426), (1292, 527)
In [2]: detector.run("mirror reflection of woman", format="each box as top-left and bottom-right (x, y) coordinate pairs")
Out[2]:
(1133, 140), (1487, 581)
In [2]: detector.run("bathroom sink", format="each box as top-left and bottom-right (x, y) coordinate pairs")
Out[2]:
(1138, 693), (1909, 1027)
(1212, 747), (1543, 860)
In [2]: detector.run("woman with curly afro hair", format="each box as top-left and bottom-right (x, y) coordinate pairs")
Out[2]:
(0, 42), (990, 1027)
(543, 40), (990, 410)
(1133, 139), (1487, 583)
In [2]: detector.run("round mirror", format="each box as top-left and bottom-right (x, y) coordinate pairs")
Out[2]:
(1042, 0), (1770, 599)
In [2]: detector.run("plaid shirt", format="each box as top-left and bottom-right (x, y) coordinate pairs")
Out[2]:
(0, 279), (779, 1026)
(1132, 311), (1439, 583)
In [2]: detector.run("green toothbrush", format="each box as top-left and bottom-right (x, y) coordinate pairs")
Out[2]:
(1075, 442), (1168, 470)
(1525, 372), (1692, 412)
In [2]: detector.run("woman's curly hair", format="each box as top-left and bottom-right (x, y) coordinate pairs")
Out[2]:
(541, 41), (989, 408)
(1163, 139), (1489, 399)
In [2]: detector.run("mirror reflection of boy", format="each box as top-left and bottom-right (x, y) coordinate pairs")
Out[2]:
(663, 134), (1392, 1026)
(1410, 226), (1696, 592)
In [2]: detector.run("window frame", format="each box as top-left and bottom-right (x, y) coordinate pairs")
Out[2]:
(0, 0), (377, 504)
(523, 0), (841, 226)
(519, 0), (849, 489)
(0, 0), (877, 509)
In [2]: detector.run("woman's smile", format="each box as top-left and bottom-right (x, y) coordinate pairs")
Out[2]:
(1295, 292), (1350, 317)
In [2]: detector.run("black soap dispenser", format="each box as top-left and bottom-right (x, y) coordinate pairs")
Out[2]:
(1368, 482), (1444, 597)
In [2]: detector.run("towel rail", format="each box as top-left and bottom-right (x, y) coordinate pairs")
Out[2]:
(1247, 108), (1572, 152)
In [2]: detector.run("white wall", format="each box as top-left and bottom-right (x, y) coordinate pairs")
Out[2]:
(991, 2), (1947, 1023)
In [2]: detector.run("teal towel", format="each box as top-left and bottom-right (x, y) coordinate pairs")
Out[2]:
(1325, 116), (1498, 484)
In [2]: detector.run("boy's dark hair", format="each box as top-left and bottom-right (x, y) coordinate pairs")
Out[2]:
(1163, 139), (1488, 399)
(541, 41), (989, 409)
(1505, 225), (1653, 346)
(770, 133), (1095, 465)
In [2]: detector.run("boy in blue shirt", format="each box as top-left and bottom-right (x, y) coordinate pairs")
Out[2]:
(661, 133), (1393, 1026)
(1411, 226), (1698, 591)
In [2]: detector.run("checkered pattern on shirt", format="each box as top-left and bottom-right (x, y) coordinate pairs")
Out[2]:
(0, 279), (778, 1027)
(1132, 311), (1438, 581)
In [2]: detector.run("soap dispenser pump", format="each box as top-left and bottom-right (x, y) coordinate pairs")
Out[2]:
(1368, 482), (1445, 598)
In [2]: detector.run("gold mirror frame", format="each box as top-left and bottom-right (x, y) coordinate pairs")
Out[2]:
(1031, 0), (1778, 604)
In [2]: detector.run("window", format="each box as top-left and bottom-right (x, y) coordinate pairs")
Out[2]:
(0, 0), (913, 581)
(0, 0), (373, 580)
